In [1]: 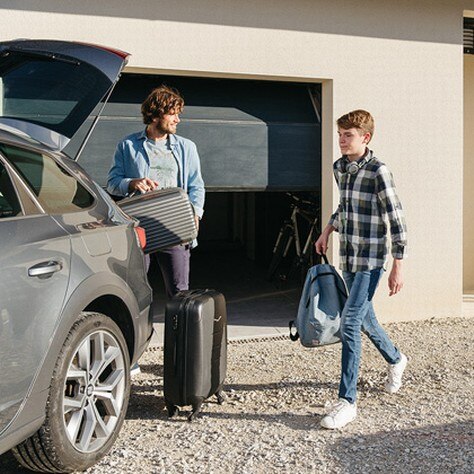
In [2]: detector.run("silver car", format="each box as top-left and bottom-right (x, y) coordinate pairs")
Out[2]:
(0, 40), (153, 472)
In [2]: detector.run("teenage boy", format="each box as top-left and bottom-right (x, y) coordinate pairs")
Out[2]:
(315, 110), (408, 430)
(107, 85), (205, 298)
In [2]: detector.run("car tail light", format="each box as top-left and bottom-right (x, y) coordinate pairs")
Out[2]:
(134, 226), (146, 250)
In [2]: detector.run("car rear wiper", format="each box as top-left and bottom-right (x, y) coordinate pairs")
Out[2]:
(0, 49), (81, 66)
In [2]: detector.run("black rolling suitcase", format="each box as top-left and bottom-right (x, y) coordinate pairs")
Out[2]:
(164, 289), (227, 421)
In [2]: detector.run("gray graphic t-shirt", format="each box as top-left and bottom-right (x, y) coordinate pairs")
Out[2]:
(144, 137), (179, 189)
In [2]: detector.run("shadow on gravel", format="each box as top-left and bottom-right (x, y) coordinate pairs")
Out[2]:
(0, 450), (30, 473)
(131, 382), (163, 393)
(225, 380), (338, 392)
(125, 376), (341, 421)
(125, 379), (339, 420)
(192, 410), (321, 431)
(126, 392), (167, 420)
(138, 363), (164, 377)
(328, 421), (474, 474)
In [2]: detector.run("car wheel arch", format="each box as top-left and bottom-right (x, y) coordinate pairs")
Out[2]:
(84, 294), (135, 361)
(36, 272), (139, 392)
(0, 274), (139, 456)
(13, 312), (132, 473)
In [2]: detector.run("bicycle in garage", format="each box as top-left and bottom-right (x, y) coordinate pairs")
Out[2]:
(267, 192), (320, 284)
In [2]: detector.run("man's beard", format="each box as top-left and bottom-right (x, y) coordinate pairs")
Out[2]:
(157, 123), (176, 135)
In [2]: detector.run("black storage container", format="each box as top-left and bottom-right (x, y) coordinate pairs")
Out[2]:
(164, 289), (227, 421)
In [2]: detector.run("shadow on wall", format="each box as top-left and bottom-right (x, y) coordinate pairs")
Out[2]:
(328, 421), (474, 474)
(0, 0), (461, 44)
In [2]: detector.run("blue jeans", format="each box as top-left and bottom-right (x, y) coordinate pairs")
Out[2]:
(339, 268), (401, 404)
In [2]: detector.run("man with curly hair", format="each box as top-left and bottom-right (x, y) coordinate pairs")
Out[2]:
(107, 85), (205, 301)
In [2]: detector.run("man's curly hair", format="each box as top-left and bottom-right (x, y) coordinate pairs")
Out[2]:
(141, 85), (184, 124)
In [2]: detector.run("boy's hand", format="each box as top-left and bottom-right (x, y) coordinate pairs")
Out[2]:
(388, 259), (404, 296)
(315, 234), (328, 255)
(315, 224), (336, 255)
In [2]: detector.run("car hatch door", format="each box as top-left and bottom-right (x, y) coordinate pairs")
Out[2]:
(0, 40), (129, 153)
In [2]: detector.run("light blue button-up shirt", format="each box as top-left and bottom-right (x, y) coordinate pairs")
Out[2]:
(107, 130), (205, 218)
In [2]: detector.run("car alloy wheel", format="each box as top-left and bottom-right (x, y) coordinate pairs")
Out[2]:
(13, 312), (131, 473)
(63, 329), (127, 453)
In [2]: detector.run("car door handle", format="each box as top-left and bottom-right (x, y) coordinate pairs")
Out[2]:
(28, 261), (63, 278)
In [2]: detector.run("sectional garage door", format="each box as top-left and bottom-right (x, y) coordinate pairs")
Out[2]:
(66, 74), (321, 192)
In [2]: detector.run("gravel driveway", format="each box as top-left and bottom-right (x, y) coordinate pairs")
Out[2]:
(1, 316), (473, 473)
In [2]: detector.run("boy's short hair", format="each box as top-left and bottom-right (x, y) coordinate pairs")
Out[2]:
(141, 85), (184, 124)
(337, 109), (374, 140)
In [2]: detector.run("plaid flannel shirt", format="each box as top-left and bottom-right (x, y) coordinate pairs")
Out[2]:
(329, 150), (407, 272)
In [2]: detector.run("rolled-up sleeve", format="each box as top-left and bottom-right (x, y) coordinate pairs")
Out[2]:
(375, 165), (407, 259)
(328, 204), (342, 232)
(328, 165), (342, 232)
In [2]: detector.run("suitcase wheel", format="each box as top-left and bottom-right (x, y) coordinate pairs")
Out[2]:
(188, 401), (203, 422)
(166, 403), (178, 418)
(216, 390), (226, 405)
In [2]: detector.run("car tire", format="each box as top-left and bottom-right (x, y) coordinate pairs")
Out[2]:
(12, 311), (131, 473)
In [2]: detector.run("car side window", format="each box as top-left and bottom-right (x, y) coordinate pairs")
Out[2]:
(0, 162), (23, 218)
(0, 144), (94, 214)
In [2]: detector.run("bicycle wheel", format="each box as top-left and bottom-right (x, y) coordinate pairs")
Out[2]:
(298, 254), (312, 285)
(266, 224), (293, 281)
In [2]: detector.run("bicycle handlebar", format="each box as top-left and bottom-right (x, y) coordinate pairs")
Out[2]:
(286, 192), (319, 212)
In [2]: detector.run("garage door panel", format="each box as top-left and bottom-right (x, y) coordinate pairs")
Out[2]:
(266, 124), (320, 188)
(66, 74), (321, 192)
(179, 122), (268, 188)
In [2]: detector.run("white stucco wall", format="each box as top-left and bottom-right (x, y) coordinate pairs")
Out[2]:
(0, 0), (471, 320)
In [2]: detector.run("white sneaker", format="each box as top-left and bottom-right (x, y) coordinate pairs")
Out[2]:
(320, 398), (357, 429)
(130, 362), (141, 377)
(385, 353), (407, 394)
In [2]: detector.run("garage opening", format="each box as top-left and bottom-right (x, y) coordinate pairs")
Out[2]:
(67, 73), (322, 324)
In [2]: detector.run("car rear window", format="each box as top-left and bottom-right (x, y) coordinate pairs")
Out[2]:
(0, 143), (94, 214)
(0, 51), (110, 138)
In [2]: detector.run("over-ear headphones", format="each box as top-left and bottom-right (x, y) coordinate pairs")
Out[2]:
(341, 153), (374, 176)
(346, 161), (362, 175)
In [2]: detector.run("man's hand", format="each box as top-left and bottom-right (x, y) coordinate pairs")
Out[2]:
(194, 215), (200, 233)
(315, 224), (335, 255)
(129, 177), (158, 194)
(388, 259), (404, 296)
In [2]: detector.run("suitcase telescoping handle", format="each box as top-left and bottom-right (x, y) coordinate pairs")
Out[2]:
(172, 314), (179, 375)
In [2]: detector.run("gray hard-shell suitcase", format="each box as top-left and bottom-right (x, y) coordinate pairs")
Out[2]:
(164, 289), (227, 421)
(117, 187), (197, 254)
